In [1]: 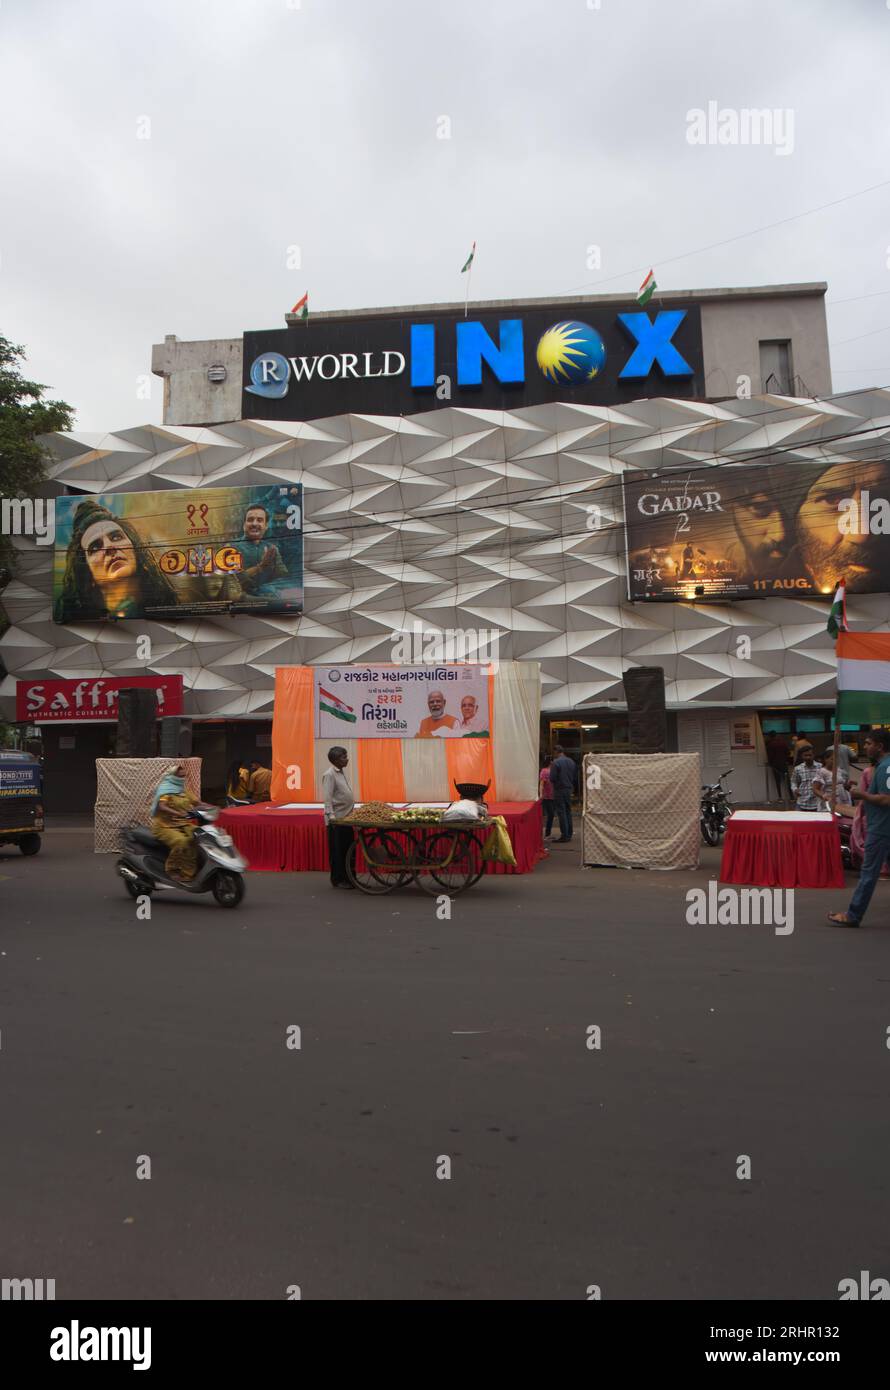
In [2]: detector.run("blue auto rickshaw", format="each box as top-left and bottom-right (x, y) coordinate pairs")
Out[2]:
(0, 751), (44, 855)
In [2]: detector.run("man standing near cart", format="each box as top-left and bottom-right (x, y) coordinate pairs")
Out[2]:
(323, 746), (356, 889)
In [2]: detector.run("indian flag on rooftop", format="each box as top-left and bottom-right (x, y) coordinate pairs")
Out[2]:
(637, 269), (657, 306)
(319, 686), (356, 723)
(836, 632), (890, 724)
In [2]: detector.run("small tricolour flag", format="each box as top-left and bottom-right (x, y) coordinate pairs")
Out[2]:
(292, 291), (309, 319)
(461, 242), (476, 274)
(835, 632), (890, 725)
(827, 578), (847, 638)
(637, 269), (656, 306)
(319, 686), (356, 723)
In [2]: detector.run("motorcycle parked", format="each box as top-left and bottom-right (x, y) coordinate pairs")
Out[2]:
(700, 769), (733, 846)
(116, 807), (248, 908)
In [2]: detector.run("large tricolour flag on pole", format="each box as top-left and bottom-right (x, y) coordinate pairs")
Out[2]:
(836, 632), (890, 724)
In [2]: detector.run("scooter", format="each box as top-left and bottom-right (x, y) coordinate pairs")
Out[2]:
(700, 769), (733, 846)
(116, 807), (248, 908)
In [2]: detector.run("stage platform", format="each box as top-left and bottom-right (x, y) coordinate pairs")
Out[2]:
(218, 801), (544, 874)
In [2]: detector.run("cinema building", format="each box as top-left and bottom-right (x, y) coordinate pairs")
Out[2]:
(3, 280), (889, 811)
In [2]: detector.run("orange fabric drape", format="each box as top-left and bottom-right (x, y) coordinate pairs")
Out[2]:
(357, 739), (406, 802)
(271, 666), (316, 803)
(444, 672), (497, 798)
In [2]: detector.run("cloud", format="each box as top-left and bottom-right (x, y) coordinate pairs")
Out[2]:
(1, 0), (888, 429)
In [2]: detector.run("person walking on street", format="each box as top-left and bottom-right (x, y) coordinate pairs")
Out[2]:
(829, 730), (890, 928)
(322, 746), (356, 889)
(789, 747), (824, 811)
(549, 744), (578, 843)
(539, 755), (555, 839)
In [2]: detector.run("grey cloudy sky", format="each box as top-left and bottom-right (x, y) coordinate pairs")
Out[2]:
(1, 0), (887, 431)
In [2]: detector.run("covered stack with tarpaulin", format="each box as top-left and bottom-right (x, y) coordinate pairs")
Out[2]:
(94, 758), (202, 852)
(582, 752), (701, 870)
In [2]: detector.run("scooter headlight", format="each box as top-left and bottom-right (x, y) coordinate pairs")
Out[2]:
(216, 831), (234, 848)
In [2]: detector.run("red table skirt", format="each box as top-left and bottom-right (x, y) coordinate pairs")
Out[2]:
(218, 801), (544, 875)
(720, 816), (845, 889)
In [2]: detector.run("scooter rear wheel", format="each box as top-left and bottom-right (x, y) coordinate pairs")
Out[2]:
(123, 876), (152, 899)
(212, 871), (245, 908)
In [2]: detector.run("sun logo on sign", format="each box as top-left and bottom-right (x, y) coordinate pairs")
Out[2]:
(536, 321), (606, 383)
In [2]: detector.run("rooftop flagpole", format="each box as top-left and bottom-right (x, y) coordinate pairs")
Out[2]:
(461, 241), (476, 318)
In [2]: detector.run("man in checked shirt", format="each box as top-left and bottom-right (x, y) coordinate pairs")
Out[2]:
(790, 746), (825, 811)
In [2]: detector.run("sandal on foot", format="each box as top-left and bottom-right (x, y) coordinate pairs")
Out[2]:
(827, 912), (860, 928)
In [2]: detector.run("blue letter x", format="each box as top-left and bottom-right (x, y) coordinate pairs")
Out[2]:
(617, 310), (692, 378)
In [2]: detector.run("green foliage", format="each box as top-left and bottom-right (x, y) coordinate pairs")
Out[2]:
(0, 335), (74, 582)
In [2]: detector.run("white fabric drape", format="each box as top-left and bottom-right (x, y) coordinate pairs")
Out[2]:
(493, 661), (540, 800)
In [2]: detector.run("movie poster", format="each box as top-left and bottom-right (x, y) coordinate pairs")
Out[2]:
(315, 665), (490, 739)
(623, 459), (890, 601)
(52, 485), (303, 622)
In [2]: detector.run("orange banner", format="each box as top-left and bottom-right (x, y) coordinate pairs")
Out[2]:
(271, 666), (316, 802)
(444, 673), (496, 798)
(357, 739), (406, 802)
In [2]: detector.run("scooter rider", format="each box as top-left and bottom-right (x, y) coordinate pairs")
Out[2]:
(149, 763), (215, 884)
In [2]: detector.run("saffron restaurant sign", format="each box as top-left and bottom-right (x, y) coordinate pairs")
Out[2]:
(16, 675), (184, 723)
(52, 484), (303, 624)
(315, 665), (490, 739)
(242, 302), (704, 420)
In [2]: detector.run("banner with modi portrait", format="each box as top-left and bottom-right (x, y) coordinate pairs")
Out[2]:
(315, 665), (491, 739)
(52, 484), (303, 623)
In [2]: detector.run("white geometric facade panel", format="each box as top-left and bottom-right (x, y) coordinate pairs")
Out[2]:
(3, 391), (890, 719)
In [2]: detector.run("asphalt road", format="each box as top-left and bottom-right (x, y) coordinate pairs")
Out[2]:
(0, 824), (888, 1301)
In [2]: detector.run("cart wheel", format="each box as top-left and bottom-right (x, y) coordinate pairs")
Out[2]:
(345, 836), (397, 894)
(425, 830), (484, 895)
(361, 828), (414, 890)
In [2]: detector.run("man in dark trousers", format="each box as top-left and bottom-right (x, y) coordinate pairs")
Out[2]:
(549, 744), (578, 844)
(829, 729), (890, 928)
(322, 746), (356, 889)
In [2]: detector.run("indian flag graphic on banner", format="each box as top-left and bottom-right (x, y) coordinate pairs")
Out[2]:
(319, 686), (356, 723)
(637, 269), (656, 306)
(836, 632), (890, 724)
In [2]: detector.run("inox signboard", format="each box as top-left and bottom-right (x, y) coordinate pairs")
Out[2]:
(242, 302), (704, 420)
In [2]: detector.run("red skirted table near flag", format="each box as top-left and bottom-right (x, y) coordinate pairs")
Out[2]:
(217, 801), (544, 875)
(719, 810), (845, 889)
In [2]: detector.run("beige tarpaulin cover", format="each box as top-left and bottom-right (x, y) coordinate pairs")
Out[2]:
(582, 753), (700, 870)
(94, 758), (202, 853)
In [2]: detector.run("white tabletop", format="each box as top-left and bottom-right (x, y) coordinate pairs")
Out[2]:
(729, 810), (835, 825)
